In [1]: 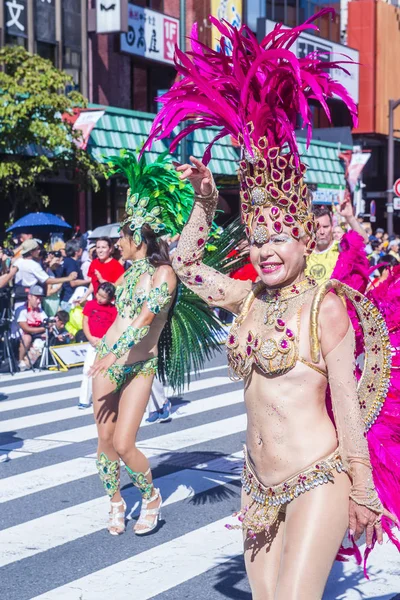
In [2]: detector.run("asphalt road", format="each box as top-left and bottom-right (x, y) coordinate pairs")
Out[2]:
(0, 351), (399, 600)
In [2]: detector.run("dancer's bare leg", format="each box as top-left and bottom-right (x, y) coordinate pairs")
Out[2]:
(92, 374), (122, 533)
(113, 372), (159, 532)
(243, 488), (286, 600)
(275, 471), (351, 600)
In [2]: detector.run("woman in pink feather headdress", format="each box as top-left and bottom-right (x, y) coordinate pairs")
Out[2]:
(144, 10), (400, 598)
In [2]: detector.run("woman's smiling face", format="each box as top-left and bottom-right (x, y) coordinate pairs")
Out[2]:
(249, 212), (309, 288)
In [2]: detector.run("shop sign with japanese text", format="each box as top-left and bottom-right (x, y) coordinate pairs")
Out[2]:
(120, 4), (179, 65)
(5, 0), (27, 38)
(258, 19), (359, 103)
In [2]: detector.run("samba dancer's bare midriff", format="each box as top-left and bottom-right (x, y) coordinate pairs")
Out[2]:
(230, 288), (339, 487)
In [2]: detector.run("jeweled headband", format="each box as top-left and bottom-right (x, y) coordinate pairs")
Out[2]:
(142, 9), (357, 247)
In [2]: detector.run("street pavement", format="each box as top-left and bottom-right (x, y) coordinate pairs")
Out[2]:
(0, 351), (399, 600)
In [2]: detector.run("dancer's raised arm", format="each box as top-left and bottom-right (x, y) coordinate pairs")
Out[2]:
(173, 156), (252, 314)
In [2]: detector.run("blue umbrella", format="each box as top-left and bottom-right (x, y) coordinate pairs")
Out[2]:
(7, 213), (72, 234)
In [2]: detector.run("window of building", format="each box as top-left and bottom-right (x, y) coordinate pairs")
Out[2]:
(132, 61), (176, 113)
(62, 0), (82, 90)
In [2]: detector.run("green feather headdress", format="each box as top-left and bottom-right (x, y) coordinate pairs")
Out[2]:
(107, 150), (195, 244)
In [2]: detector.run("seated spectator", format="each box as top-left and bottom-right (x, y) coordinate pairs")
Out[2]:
(389, 239), (400, 262)
(13, 240), (76, 309)
(50, 310), (74, 346)
(78, 282), (117, 409)
(17, 284), (47, 371)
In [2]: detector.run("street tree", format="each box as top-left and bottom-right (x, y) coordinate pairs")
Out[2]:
(0, 45), (106, 222)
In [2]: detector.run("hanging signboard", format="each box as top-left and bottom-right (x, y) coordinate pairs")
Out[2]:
(35, 0), (56, 43)
(394, 178), (400, 198)
(257, 19), (359, 103)
(120, 4), (179, 65)
(5, 0), (28, 38)
(96, 0), (128, 34)
(73, 110), (105, 150)
(211, 0), (242, 53)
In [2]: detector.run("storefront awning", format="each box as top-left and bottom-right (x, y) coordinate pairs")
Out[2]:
(87, 104), (351, 201)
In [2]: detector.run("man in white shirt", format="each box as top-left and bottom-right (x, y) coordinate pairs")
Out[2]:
(13, 239), (77, 308)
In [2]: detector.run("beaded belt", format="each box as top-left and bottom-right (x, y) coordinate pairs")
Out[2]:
(229, 445), (346, 538)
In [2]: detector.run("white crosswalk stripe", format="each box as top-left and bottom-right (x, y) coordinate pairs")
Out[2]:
(0, 365), (398, 600)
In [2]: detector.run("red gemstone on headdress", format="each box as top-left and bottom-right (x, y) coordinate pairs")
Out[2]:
(293, 175), (302, 185)
(306, 220), (313, 233)
(228, 335), (235, 345)
(278, 196), (289, 207)
(277, 156), (287, 169)
(268, 147), (279, 160)
(282, 179), (292, 193)
(240, 160), (247, 170)
(246, 346), (252, 356)
(276, 319), (285, 328)
(273, 221), (282, 233)
(286, 329), (294, 339)
(245, 176), (255, 188)
(247, 332), (253, 343)
(283, 215), (294, 225)
(271, 169), (282, 182)
(309, 240), (316, 250)
(280, 339), (289, 349)
(301, 185), (308, 198)
(258, 215), (265, 223)
(291, 193), (299, 204)
(254, 207), (260, 216)
(300, 163), (307, 174)
(255, 175), (263, 185)
(270, 187), (281, 200)
(270, 207), (280, 221)
(241, 203), (249, 213)
(242, 191), (249, 201)
(289, 203), (297, 215)
(257, 159), (267, 169)
(292, 227), (300, 239)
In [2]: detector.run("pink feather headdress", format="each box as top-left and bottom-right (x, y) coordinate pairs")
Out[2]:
(143, 9), (358, 245)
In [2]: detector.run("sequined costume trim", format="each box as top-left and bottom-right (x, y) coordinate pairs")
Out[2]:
(96, 453), (120, 498)
(115, 258), (155, 319)
(97, 338), (158, 391)
(229, 446), (346, 537)
(125, 465), (153, 499)
(147, 282), (172, 314)
(110, 325), (150, 360)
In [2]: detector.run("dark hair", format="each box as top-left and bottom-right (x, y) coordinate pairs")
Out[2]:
(98, 281), (116, 301)
(313, 206), (333, 223)
(65, 239), (81, 258)
(371, 239), (381, 251)
(121, 222), (171, 268)
(56, 310), (69, 325)
(96, 236), (113, 249)
(377, 254), (399, 275)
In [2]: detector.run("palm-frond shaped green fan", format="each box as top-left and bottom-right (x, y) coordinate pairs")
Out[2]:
(158, 218), (247, 392)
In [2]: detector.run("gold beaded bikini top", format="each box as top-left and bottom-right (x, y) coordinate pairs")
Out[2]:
(226, 278), (327, 380)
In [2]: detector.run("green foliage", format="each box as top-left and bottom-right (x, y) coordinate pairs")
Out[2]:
(0, 46), (105, 219)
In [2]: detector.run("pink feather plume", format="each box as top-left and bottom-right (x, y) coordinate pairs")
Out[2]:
(142, 9), (358, 163)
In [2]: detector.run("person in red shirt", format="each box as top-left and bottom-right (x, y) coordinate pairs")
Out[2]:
(228, 238), (258, 282)
(78, 282), (117, 409)
(88, 237), (125, 293)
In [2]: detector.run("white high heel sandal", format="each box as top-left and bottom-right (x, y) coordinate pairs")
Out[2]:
(134, 488), (162, 535)
(108, 498), (127, 535)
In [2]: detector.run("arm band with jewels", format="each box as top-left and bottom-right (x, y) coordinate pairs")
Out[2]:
(110, 325), (150, 360)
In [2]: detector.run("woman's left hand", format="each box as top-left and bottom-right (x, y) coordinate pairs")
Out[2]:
(89, 352), (117, 379)
(349, 499), (397, 546)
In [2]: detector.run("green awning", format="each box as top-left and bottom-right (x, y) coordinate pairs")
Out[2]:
(87, 104), (351, 192)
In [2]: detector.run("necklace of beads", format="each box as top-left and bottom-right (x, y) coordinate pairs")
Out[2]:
(262, 277), (317, 326)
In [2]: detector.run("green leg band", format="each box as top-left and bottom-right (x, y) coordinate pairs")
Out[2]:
(125, 465), (153, 500)
(96, 452), (120, 498)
